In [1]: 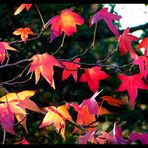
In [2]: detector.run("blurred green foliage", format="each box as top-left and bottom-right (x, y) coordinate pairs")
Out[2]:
(0, 4), (147, 144)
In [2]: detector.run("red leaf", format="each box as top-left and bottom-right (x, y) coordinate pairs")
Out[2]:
(116, 74), (148, 108)
(90, 7), (121, 36)
(29, 53), (62, 89)
(61, 58), (80, 82)
(129, 132), (148, 144)
(13, 27), (34, 42)
(14, 4), (32, 15)
(117, 27), (138, 59)
(0, 42), (18, 64)
(138, 37), (148, 56)
(21, 138), (30, 144)
(133, 56), (148, 80)
(47, 8), (84, 42)
(100, 96), (126, 107)
(79, 66), (110, 92)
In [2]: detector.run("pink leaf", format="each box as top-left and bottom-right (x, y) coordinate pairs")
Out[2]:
(90, 7), (121, 36)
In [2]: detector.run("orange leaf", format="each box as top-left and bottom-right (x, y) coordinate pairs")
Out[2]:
(29, 53), (62, 89)
(0, 90), (40, 133)
(13, 28), (34, 42)
(99, 107), (112, 115)
(14, 4), (32, 15)
(47, 8), (84, 42)
(100, 96), (126, 107)
(71, 103), (96, 133)
(39, 104), (73, 141)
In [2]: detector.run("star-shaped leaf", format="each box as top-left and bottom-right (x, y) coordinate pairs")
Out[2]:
(39, 104), (73, 141)
(116, 74), (148, 108)
(61, 58), (80, 82)
(47, 8), (84, 42)
(29, 53), (62, 89)
(117, 27), (138, 59)
(90, 7), (121, 36)
(13, 27), (34, 42)
(79, 66), (110, 92)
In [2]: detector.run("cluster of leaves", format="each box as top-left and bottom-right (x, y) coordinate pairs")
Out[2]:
(0, 4), (148, 144)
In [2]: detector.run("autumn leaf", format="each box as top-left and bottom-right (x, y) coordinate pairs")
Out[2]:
(80, 91), (101, 115)
(13, 28), (34, 42)
(117, 27), (138, 59)
(79, 66), (110, 93)
(116, 74), (148, 108)
(46, 8), (84, 42)
(90, 7), (121, 36)
(61, 58), (80, 82)
(14, 4), (32, 15)
(0, 90), (40, 133)
(39, 104), (73, 141)
(112, 121), (128, 144)
(0, 42), (18, 64)
(100, 96), (126, 107)
(0, 103), (15, 134)
(21, 138), (30, 144)
(99, 107), (112, 115)
(133, 56), (148, 80)
(29, 53), (62, 89)
(70, 103), (96, 133)
(0, 101), (27, 134)
(96, 131), (114, 144)
(129, 132), (148, 144)
(78, 131), (96, 144)
(138, 37), (148, 56)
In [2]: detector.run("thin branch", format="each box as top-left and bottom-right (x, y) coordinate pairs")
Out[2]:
(2, 78), (31, 86)
(0, 59), (31, 69)
(2, 130), (6, 144)
(58, 58), (133, 69)
(35, 4), (45, 29)
(97, 43), (119, 64)
(51, 33), (66, 56)
(69, 23), (97, 61)
(8, 31), (43, 45)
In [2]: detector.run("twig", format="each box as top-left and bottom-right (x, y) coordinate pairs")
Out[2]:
(2, 130), (6, 144)
(97, 43), (119, 64)
(35, 4), (45, 29)
(68, 23), (97, 61)
(0, 59), (31, 69)
(51, 33), (66, 56)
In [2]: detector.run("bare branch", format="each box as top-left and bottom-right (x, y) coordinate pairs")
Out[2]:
(0, 59), (31, 69)
(51, 33), (66, 56)
(2, 130), (6, 144)
(68, 23), (98, 61)
(35, 4), (45, 29)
